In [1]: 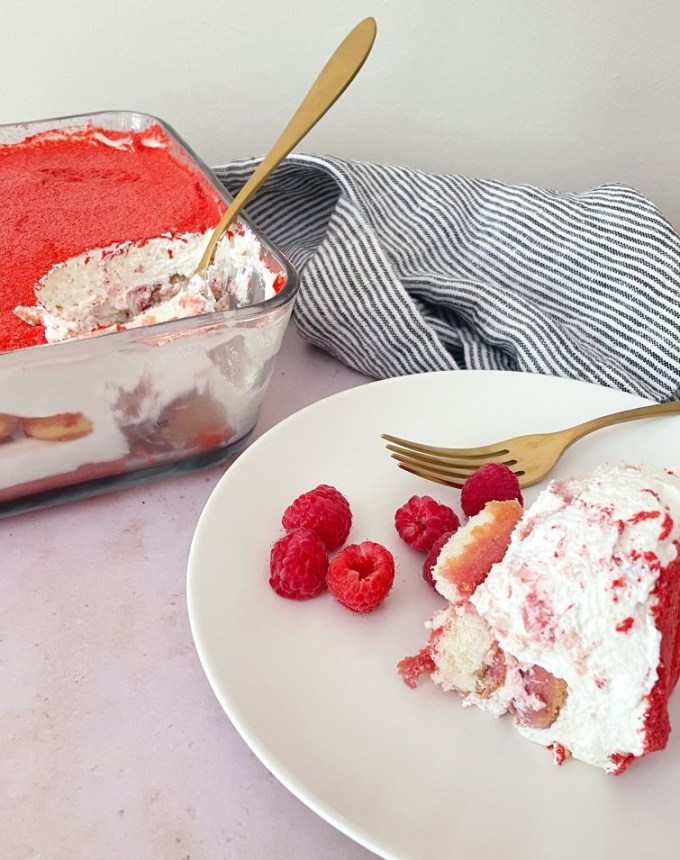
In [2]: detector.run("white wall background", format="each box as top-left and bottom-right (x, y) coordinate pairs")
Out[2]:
(3, 0), (680, 227)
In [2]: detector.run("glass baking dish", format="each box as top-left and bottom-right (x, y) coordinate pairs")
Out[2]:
(0, 110), (299, 517)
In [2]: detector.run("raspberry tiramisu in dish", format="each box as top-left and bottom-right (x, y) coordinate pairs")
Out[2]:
(0, 111), (297, 512)
(399, 463), (680, 774)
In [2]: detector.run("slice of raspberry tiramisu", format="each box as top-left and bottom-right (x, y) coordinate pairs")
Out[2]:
(399, 463), (680, 774)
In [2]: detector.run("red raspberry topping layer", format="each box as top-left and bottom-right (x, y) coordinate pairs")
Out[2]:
(460, 463), (524, 518)
(637, 550), (680, 767)
(269, 527), (328, 600)
(394, 495), (460, 553)
(282, 484), (352, 551)
(326, 540), (395, 613)
(0, 124), (225, 353)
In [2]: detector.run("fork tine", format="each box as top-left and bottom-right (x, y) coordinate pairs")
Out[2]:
(388, 448), (520, 480)
(381, 433), (510, 460)
(397, 462), (467, 489)
(388, 450), (478, 482)
(385, 444), (510, 472)
(398, 460), (528, 489)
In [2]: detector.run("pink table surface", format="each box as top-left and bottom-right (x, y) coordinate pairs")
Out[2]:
(1, 325), (381, 860)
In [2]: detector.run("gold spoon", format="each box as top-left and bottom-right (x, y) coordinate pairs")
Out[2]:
(196, 16), (377, 276)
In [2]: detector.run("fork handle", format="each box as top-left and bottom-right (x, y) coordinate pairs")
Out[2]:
(563, 400), (680, 446)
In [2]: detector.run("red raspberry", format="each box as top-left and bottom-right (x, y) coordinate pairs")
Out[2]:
(326, 541), (395, 613)
(269, 527), (328, 600)
(460, 463), (524, 518)
(421, 529), (457, 589)
(282, 484), (352, 550)
(394, 495), (460, 552)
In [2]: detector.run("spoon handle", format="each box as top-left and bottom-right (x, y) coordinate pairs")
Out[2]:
(196, 17), (377, 274)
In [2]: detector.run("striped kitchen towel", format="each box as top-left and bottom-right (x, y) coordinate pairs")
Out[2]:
(214, 155), (680, 402)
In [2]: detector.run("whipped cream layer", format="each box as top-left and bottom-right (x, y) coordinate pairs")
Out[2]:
(14, 224), (278, 343)
(472, 463), (680, 772)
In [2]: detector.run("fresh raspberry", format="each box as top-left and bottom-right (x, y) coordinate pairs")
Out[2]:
(269, 527), (328, 600)
(421, 529), (457, 589)
(282, 484), (352, 550)
(460, 463), (523, 518)
(326, 541), (395, 613)
(394, 495), (460, 553)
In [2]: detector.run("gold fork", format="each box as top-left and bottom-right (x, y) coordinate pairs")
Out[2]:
(382, 401), (680, 489)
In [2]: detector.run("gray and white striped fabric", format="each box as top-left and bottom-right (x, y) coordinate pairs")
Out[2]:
(214, 154), (680, 402)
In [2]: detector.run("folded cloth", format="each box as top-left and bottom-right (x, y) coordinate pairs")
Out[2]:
(213, 155), (680, 401)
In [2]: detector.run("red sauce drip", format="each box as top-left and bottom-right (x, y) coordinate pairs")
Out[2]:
(629, 510), (661, 524)
(609, 752), (635, 775)
(549, 742), (568, 766)
(659, 512), (674, 541)
(0, 124), (224, 353)
(629, 548), (660, 569)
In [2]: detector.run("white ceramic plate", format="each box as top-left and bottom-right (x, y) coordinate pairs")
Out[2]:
(187, 370), (680, 860)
